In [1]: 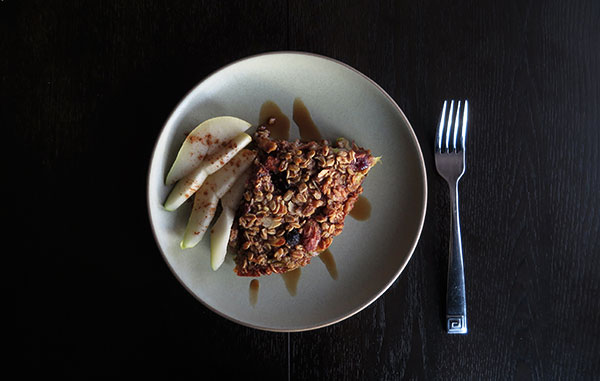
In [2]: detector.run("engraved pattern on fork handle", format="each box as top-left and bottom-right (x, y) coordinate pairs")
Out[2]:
(446, 182), (467, 334)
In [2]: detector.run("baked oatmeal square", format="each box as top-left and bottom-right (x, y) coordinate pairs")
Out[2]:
(230, 125), (377, 276)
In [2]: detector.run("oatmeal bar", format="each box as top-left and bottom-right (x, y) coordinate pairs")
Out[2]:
(230, 125), (378, 276)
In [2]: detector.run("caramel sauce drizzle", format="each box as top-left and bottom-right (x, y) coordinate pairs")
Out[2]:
(349, 195), (371, 221)
(318, 249), (338, 280)
(249, 279), (259, 306)
(281, 268), (301, 296)
(259, 100), (290, 140)
(293, 98), (322, 142)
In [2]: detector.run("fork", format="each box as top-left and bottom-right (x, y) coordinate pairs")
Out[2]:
(435, 100), (469, 334)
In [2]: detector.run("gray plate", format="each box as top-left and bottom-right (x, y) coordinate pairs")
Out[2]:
(147, 52), (427, 332)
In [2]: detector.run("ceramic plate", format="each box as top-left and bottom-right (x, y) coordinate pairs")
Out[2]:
(147, 52), (427, 332)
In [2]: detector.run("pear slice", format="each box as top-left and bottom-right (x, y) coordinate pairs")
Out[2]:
(209, 206), (235, 270)
(165, 116), (252, 185)
(221, 167), (251, 210)
(180, 149), (256, 249)
(203, 149), (256, 199)
(180, 190), (219, 250)
(210, 169), (251, 270)
(163, 132), (251, 211)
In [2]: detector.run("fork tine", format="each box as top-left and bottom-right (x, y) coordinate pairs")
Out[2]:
(460, 100), (469, 151)
(452, 101), (461, 151)
(445, 100), (455, 152)
(436, 100), (447, 151)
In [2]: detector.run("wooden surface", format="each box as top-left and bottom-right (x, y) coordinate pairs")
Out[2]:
(4, 0), (599, 379)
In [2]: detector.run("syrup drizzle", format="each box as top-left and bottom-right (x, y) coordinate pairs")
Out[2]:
(281, 268), (302, 296)
(293, 98), (322, 142)
(349, 195), (371, 221)
(318, 249), (338, 280)
(249, 279), (259, 306)
(259, 100), (290, 140)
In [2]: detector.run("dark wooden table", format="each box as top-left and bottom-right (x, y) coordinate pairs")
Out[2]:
(5, 0), (599, 379)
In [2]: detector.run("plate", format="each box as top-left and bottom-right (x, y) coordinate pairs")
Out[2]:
(147, 52), (427, 332)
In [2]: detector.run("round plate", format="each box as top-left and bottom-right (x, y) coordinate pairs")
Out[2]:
(147, 52), (427, 332)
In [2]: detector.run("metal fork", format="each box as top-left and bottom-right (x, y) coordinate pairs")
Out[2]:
(435, 100), (469, 334)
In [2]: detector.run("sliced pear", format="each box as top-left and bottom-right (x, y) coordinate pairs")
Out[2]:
(203, 149), (256, 199)
(165, 116), (252, 185)
(209, 206), (235, 270)
(221, 169), (250, 210)
(210, 169), (251, 270)
(163, 133), (251, 211)
(180, 190), (219, 249)
(180, 150), (256, 249)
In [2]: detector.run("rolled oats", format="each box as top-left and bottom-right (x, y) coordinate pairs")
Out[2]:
(230, 125), (377, 277)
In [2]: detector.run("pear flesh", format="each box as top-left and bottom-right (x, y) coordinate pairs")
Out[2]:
(181, 149), (256, 249)
(209, 207), (236, 270)
(180, 191), (219, 250)
(165, 116), (251, 185)
(210, 169), (251, 270)
(163, 132), (251, 211)
(201, 149), (255, 199)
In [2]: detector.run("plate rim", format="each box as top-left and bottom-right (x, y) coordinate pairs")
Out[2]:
(146, 50), (428, 332)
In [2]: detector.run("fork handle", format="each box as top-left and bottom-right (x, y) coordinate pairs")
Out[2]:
(446, 182), (467, 334)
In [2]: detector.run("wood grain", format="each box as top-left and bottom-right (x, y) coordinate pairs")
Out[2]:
(288, 0), (600, 380)
(4, 0), (599, 379)
(4, 1), (289, 378)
